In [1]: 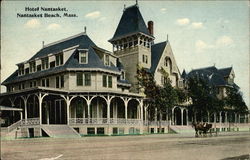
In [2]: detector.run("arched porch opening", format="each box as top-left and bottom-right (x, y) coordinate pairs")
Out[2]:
(90, 96), (107, 118)
(70, 97), (88, 119)
(42, 95), (66, 124)
(110, 97), (125, 119)
(27, 95), (39, 119)
(127, 99), (139, 119)
(14, 97), (25, 122)
(173, 107), (181, 125)
(183, 109), (187, 125)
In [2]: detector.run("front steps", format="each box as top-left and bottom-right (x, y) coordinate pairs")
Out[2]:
(41, 125), (81, 138)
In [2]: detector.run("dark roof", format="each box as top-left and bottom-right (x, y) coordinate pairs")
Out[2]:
(29, 33), (95, 61)
(186, 66), (237, 88)
(218, 67), (232, 77)
(150, 41), (167, 73)
(2, 45), (120, 85)
(110, 5), (152, 41)
(63, 46), (119, 72)
(181, 70), (187, 78)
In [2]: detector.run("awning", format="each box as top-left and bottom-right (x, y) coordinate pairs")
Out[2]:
(0, 106), (23, 111)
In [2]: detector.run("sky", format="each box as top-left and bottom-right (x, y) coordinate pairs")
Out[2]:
(1, 1), (249, 107)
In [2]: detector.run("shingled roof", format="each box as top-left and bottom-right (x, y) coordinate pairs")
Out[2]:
(185, 66), (237, 88)
(109, 5), (152, 41)
(29, 33), (95, 61)
(150, 41), (167, 73)
(218, 67), (232, 77)
(2, 34), (120, 85)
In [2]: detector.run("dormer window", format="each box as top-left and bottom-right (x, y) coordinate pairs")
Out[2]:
(104, 54), (110, 66)
(79, 51), (88, 64)
(121, 71), (125, 80)
(29, 61), (36, 73)
(42, 57), (49, 70)
(56, 53), (63, 66)
(18, 64), (24, 76)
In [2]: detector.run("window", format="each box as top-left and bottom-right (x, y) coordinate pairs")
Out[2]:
(84, 73), (91, 86)
(22, 83), (25, 89)
(77, 73), (83, 86)
(42, 57), (49, 70)
(37, 65), (41, 71)
(105, 55), (110, 66)
(25, 68), (29, 74)
(42, 79), (45, 87)
(42, 78), (49, 87)
(29, 61), (36, 73)
(60, 75), (64, 88)
(56, 75), (64, 88)
(33, 81), (37, 87)
(46, 78), (50, 87)
(79, 51), (88, 64)
(18, 65), (24, 75)
(142, 55), (148, 64)
(30, 82), (33, 88)
(121, 71), (125, 80)
(102, 75), (107, 87)
(108, 76), (112, 88)
(50, 61), (55, 68)
(164, 58), (168, 67)
(56, 53), (63, 66)
(56, 76), (60, 88)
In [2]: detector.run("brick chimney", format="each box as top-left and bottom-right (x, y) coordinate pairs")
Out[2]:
(148, 21), (154, 36)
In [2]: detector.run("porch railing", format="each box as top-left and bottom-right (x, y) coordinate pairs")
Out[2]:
(7, 120), (22, 132)
(21, 118), (40, 126)
(69, 118), (142, 125)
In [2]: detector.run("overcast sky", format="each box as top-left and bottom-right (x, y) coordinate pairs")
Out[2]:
(1, 1), (249, 107)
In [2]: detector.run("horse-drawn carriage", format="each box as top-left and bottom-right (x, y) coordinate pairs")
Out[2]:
(192, 122), (218, 137)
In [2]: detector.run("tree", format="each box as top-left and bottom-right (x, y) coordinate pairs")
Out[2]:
(137, 66), (182, 132)
(224, 87), (248, 114)
(186, 76), (224, 122)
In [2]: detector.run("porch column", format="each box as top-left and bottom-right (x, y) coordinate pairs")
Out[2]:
(186, 109), (188, 126)
(140, 100), (143, 122)
(225, 112), (228, 123)
(46, 105), (49, 124)
(207, 111), (210, 123)
(214, 113), (216, 123)
(38, 93), (42, 125)
(20, 112), (23, 120)
(219, 111), (222, 131)
(107, 99), (110, 124)
(234, 113), (236, 123)
(155, 108), (157, 122)
(244, 114), (247, 123)
(87, 100), (91, 119)
(171, 108), (174, 125)
(23, 98), (28, 121)
(124, 99), (128, 122)
(181, 108), (183, 126)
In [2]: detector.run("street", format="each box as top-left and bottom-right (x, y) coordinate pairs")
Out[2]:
(1, 132), (250, 160)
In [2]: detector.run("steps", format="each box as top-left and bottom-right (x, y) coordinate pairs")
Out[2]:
(42, 125), (81, 138)
(1, 128), (22, 140)
(169, 125), (195, 135)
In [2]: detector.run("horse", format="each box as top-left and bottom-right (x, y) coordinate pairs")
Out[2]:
(191, 122), (212, 137)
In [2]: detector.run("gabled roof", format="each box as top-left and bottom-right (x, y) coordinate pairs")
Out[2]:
(29, 33), (95, 61)
(109, 5), (152, 42)
(218, 67), (232, 77)
(150, 41), (167, 73)
(186, 66), (237, 88)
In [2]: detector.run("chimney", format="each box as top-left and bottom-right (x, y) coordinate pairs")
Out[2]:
(148, 21), (154, 36)
(42, 41), (45, 48)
